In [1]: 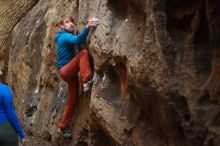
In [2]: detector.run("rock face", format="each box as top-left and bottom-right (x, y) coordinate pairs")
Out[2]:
(0, 0), (39, 82)
(0, 0), (220, 145)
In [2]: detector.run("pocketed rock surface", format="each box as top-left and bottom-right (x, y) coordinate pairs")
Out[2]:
(1, 0), (220, 146)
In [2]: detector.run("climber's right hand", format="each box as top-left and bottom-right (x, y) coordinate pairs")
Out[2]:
(87, 17), (99, 28)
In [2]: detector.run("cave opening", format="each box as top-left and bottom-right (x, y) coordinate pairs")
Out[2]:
(98, 61), (128, 109)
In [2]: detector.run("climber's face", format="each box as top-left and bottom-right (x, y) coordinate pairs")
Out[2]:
(60, 18), (75, 32)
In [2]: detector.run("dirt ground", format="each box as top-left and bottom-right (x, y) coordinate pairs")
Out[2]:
(19, 135), (54, 146)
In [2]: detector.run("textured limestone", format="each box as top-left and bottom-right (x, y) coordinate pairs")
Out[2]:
(0, 0), (39, 83)
(0, 0), (220, 146)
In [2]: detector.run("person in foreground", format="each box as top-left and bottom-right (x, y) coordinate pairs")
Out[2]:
(54, 16), (98, 137)
(0, 83), (26, 146)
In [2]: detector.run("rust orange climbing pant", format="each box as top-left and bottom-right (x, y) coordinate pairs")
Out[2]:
(58, 49), (93, 129)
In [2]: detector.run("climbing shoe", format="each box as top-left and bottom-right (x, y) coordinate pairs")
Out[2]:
(58, 128), (72, 140)
(83, 79), (93, 93)
(63, 130), (72, 140)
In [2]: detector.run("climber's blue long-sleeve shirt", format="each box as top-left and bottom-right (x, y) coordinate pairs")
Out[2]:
(54, 27), (90, 68)
(0, 83), (25, 139)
